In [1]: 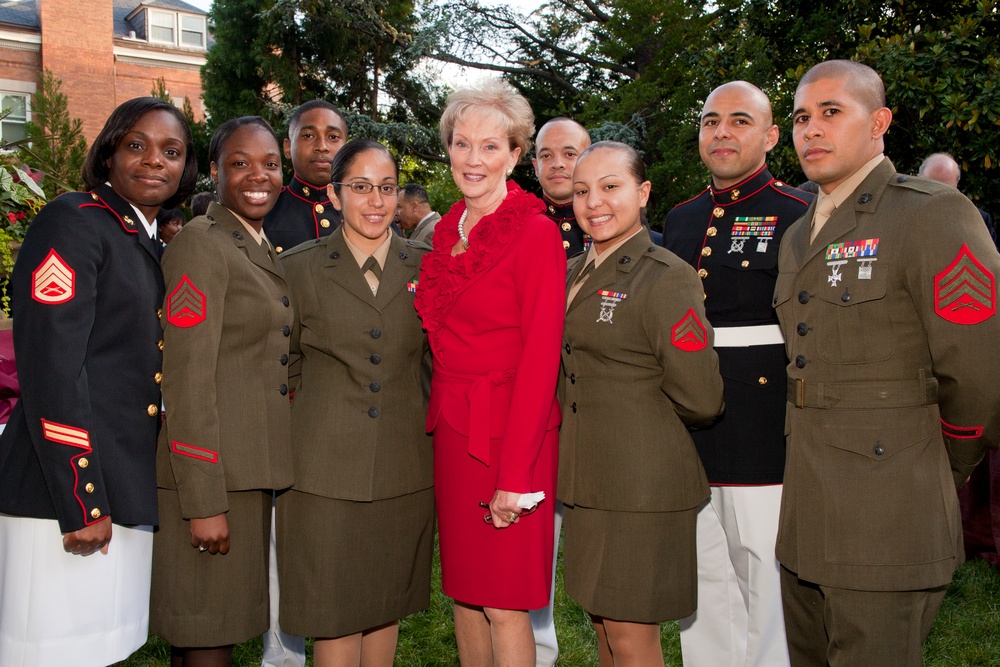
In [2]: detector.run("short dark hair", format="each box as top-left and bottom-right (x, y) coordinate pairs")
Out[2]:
(288, 99), (347, 138)
(189, 191), (216, 218)
(579, 141), (647, 183)
(798, 60), (886, 112)
(82, 97), (198, 209)
(329, 139), (398, 196)
(400, 183), (429, 205)
(157, 207), (185, 227)
(209, 116), (279, 165)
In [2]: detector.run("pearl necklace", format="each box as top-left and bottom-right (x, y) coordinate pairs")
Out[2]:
(458, 209), (471, 249)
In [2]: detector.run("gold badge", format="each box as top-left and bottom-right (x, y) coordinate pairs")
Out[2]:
(561, 222), (571, 232)
(706, 226), (717, 237)
(731, 189), (740, 201)
(548, 205), (556, 214)
(320, 219), (331, 228)
(123, 215), (135, 227)
(698, 268), (708, 279)
(315, 204), (324, 214)
(302, 186), (311, 196)
(713, 207), (724, 218)
(701, 246), (712, 257)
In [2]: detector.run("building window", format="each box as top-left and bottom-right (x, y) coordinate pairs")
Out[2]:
(149, 10), (175, 44)
(148, 10), (206, 50)
(180, 15), (205, 48)
(1, 94), (29, 145)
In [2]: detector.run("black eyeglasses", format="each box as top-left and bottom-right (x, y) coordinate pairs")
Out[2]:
(333, 182), (401, 197)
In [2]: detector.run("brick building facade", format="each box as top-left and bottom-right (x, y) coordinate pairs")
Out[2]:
(0, 0), (208, 144)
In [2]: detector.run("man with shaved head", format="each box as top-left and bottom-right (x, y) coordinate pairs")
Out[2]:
(533, 117), (592, 257)
(663, 80), (811, 667)
(775, 59), (1000, 665)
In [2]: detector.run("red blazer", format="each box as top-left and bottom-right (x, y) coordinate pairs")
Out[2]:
(415, 182), (566, 492)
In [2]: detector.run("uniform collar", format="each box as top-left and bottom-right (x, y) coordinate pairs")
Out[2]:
(542, 194), (574, 221)
(288, 174), (331, 202)
(709, 164), (774, 206)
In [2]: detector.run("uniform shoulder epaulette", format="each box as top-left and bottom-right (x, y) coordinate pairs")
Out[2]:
(890, 174), (947, 196)
(275, 237), (323, 260)
(567, 253), (587, 273)
(404, 238), (433, 252)
(769, 180), (813, 205)
(643, 243), (675, 266)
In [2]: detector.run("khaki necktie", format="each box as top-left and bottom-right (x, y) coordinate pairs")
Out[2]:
(810, 196), (837, 243)
(362, 256), (381, 295)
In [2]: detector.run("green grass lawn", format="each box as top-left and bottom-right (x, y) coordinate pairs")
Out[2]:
(121, 538), (1000, 666)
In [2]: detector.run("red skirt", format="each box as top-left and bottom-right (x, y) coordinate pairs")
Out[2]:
(433, 417), (557, 610)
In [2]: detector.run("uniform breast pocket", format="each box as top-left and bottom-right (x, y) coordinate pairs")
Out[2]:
(815, 273), (893, 364)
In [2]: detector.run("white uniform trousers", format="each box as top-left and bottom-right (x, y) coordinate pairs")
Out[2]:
(261, 496), (306, 667)
(529, 499), (562, 667)
(679, 485), (789, 667)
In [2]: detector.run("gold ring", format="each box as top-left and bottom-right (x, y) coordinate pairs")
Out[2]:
(509, 512), (517, 522)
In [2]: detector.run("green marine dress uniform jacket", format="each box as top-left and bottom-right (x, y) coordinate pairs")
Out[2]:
(773, 158), (1000, 592)
(279, 229), (433, 501)
(559, 230), (725, 512)
(157, 202), (295, 519)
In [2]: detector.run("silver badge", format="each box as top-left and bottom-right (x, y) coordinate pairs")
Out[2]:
(827, 260), (847, 287)
(728, 238), (746, 254)
(597, 296), (622, 324)
(757, 238), (770, 253)
(858, 258), (876, 280)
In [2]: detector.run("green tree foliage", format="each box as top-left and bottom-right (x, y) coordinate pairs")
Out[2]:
(423, 0), (1000, 220)
(202, 0), (445, 174)
(150, 76), (171, 101)
(16, 69), (88, 197)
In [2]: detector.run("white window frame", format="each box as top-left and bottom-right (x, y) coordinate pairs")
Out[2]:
(147, 10), (206, 50)
(0, 87), (32, 149)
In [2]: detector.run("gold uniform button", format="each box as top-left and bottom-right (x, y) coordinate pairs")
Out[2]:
(698, 268), (708, 279)
(320, 219), (331, 228)
(276, 246), (284, 254)
(154, 372), (163, 385)
(713, 207), (725, 218)
(563, 240), (571, 250)
(706, 226), (717, 237)
(90, 508), (101, 519)
(147, 404), (159, 417)
(302, 186), (311, 196)
(91, 193), (99, 201)
(561, 222), (571, 232)
(741, 260), (750, 268)
(315, 204), (325, 214)
(157, 339), (164, 351)
(758, 376), (768, 385)
(85, 483), (95, 493)
(701, 246), (712, 257)
(157, 308), (163, 318)
(78, 457), (89, 468)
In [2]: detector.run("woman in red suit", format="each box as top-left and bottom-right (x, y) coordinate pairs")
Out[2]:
(414, 79), (567, 666)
